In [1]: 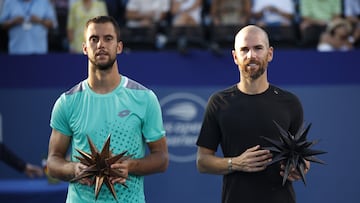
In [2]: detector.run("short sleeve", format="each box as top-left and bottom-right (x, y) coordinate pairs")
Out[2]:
(142, 90), (165, 142)
(50, 94), (72, 136)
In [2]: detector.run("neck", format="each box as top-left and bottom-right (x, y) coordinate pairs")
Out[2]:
(88, 64), (121, 94)
(237, 76), (269, 95)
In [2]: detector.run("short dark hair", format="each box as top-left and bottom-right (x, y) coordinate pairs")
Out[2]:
(84, 15), (121, 42)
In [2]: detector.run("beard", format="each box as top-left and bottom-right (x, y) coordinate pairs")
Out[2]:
(247, 66), (266, 80)
(242, 59), (267, 80)
(89, 55), (116, 71)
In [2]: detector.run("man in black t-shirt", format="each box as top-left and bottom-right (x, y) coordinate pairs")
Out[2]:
(196, 25), (310, 203)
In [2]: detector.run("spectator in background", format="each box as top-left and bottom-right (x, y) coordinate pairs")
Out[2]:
(0, 142), (44, 178)
(49, 0), (70, 52)
(208, 0), (251, 50)
(251, 0), (294, 27)
(343, 0), (360, 48)
(103, 0), (128, 27)
(125, 0), (170, 50)
(171, 0), (202, 26)
(0, 0), (58, 54)
(0, 0), (7, 53)
(67, 0), (108, 53)
(211, 0), (251, 26)
(299, 0), (342, 48)
(251, 0), (296, 47)
(0, 0), (3, 12)
(317, 18), (354, 51)
(170, 0), (203, 54)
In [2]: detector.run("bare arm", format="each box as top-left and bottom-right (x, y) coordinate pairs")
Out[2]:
(24, 163), (44, 178)
(30, 15), (54, 29)
(47, 129), (78, 181)
(0, 142), (43, 177)
(125, 136), (169, 176)
(210, 0), (221, 25)
(197, 145), (272, 175)
(196, 146), (230, 175)
(171, 0), (202, 14)
(125, 10), (153, 21)
(265, 6), (293, 21)
(186, 0), (202, 13)
(1, 16), (24, 30)
(47, 129), (128, 185)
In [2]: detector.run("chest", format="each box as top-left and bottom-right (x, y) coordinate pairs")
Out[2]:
(68, 93), (145, 138)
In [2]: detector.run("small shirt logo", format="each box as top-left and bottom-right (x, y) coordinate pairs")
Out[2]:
(118, 110), (130, 117)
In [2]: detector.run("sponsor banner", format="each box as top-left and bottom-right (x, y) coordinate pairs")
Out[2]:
(155, 87), (221, 163)
(160, 92), (207, 162)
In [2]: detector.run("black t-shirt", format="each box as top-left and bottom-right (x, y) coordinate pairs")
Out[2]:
(196, 84), (303, 203)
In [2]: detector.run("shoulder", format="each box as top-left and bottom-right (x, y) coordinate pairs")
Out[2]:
(123, 77), (149, 91)
(209, 85), (236, 99)
(270, 84), (293, 95)
(53, 81), (85, 107)
(64, 81), (86, 96)
(270, 85), (301, 102)
(122, 76), (158, 101)
(206, 85), (238, 108)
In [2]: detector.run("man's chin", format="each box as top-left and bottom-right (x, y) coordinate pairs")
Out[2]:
(97, 60), (116, 71)
(248, 69), (265, 80)
(97, 65), (112, 71)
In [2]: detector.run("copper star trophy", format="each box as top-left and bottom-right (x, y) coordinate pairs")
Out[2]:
(70, 134), (131, 200)
(262, 121), (327, 186)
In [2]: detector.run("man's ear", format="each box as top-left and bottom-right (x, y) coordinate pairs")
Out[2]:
(232, 50), (239, 65)
(267, 47), (274, 62)
(82, 42), (88, 55)
(117, 41), (123, 54)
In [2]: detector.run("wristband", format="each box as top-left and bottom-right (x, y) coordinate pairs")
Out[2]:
(228, 158), (232, 173)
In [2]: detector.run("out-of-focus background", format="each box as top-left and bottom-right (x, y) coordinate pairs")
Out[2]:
(1, 0), (359, 203)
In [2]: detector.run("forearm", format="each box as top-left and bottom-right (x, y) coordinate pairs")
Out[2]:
(197, 153), (231, 175)
(40, 19), (54, 29)
(277, 11), (293, 21)
(128, 151), (168, 176)
(47, 155), (76, 181)
(302, 17), (327, 26)
(187, 0), (202, 12)
(2, 19), (21, 30)
(30, 16), (54, 29)
(126, 11), (151, 21)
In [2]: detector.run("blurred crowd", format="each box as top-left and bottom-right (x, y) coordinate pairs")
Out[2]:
(0, 0), (359, 55)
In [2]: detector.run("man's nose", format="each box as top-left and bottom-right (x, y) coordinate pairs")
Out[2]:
(247, 49), (256, 58)
(97, 39), (105, 48)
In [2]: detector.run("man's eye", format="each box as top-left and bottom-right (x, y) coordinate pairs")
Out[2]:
(240, 48), (249, 53)
(90, 37), (98, 42)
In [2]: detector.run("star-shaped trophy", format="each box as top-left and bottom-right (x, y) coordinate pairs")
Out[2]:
(70, 134), (131, 200)
(261, 120), (327, 186)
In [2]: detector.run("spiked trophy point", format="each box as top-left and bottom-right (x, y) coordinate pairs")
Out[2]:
(70, 134), (131, 200)
(262, 121), (327, 186)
